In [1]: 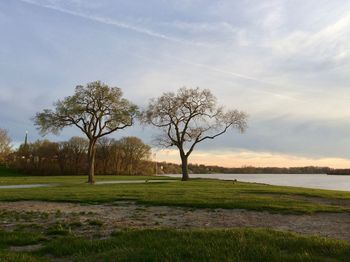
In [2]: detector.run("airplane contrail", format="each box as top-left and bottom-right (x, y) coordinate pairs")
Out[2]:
(18, 0), (213, 47)
(18, 0), (298, 101)
(158, 54), (299, 100)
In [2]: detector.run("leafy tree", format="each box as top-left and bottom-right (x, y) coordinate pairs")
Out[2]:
(32, 140), (59, 169)
(118, 136), (151, 175)
(143, 87), (247, 180)
(57, 141), (70, 174)
(34, 81), (138, 183)
(0, 128), (12, 165)
(67, 137), (89, 175)
(96, 137), (151, 175)
(96, 137), (114, 175)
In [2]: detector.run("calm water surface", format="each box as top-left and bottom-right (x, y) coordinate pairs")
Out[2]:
(166, 173), (350, 191)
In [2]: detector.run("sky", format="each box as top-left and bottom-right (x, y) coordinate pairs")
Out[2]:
(1, 0), (350, 168)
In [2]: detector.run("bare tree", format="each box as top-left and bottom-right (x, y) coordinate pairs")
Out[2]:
(34, 81), (138, 183)
(142, 87), (248, 180)
(0, 128), (12, 165)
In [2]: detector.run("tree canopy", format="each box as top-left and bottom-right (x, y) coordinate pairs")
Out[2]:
(143, 87), (248, 180)
(34, 81), (138, 183)
(0, 128), (12, 165)
(35, 81), (138, 138)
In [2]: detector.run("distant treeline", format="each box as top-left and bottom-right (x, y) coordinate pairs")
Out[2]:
(8, 136), (154, 176)
(326, 169), (350, 175)
(157, 163), (333, 174)
(1, 130), (345, 176)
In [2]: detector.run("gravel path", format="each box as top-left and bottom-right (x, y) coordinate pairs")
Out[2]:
(0, 180), (177, 189)
(0, 201), (349, 242)
(0, 184), (55, 189)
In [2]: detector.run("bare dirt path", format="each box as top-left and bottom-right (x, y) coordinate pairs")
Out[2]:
(0, 201), (349, 242)
(251, 193), (350, 208)
(0, 180), (177, 189)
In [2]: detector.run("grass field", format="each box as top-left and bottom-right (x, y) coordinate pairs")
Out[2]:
(0, 167), (350, 214)
(1, 167), (350, 261)
(1, 228), (350, 262)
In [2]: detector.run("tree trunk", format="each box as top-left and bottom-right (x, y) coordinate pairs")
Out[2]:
(180, 154), (189, 181)
(87, 139), (97, 184)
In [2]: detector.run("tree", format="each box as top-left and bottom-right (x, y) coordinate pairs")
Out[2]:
(110, 139), (124, 175)
(66, 137), (89, 175)
(96, 137), (114, 175)
(34, 140), (59, 169)
(0, 128), (12, 165)
(142, 87), (248, 181)
(118, 137), (151, 175)
(34, 81), (138, 183)
(57, 141), (70, 174)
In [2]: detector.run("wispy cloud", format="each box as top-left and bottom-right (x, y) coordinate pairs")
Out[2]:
(270, 11), (350, 70)
(160, 53), (299, 101)
(131, 50), (298, 101)
(3, 0), (350, 166)
(18, 0), (299, 101)
(18, 0), (213, 47)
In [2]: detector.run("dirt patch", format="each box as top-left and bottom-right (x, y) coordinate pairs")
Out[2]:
(0, 201), (350, 242)
(246, 193), (350, 208)
(285, 195), (350, 208)
(9, 244), (43, 252)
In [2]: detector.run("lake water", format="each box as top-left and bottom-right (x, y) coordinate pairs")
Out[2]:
(166, 173), (350, 191)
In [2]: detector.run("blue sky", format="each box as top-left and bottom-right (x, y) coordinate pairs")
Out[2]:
(1, 0), (350, 167)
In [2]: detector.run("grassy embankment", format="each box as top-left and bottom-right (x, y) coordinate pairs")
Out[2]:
(1, 167), (350, 261)
(1, 167), (350, 214)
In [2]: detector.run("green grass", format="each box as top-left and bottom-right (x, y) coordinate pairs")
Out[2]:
(87, 219), (104, 227)
(0, 231), (46, 262)
(0, 167), (350, 214)
(0, 252), (45, 262)
(0, 167), (24, 177)
(0, 230), (44, 248)
(0, 228), (349, 261)
(0, 166), (172, 186)
(1, 168), (350, 260)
